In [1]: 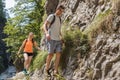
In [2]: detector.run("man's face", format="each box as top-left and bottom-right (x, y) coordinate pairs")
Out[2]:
(56, 8), (64, 16)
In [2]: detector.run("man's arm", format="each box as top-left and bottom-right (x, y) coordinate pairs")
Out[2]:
(60, 31), (65, 44)
(60, 31), (62, 40)
(43, 21), (51, 40)
(43, 21), (50, 35)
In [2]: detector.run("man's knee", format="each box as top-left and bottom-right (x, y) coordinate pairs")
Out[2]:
(56, 52), (61, 56)
(48, 54), (54, 58)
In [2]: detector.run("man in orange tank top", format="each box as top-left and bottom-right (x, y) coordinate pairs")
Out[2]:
(17, 32), (41, 75)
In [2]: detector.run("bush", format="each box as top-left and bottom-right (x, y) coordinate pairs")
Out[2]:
(30, 51), (47, 71)
(60, 29), (90, 69)
(63, 29), (90, 56)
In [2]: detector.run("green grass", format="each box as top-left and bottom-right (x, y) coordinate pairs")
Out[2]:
(60, 29), (90, 69)
(41, 0), (46, 6)
(30, 51), (47, 71)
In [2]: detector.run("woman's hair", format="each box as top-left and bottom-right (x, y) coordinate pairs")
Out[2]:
(28, 32), (34, 38)
(29, 32), (33, 35)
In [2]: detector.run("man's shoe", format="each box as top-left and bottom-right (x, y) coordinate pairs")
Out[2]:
(45, 69), (51, 77)
(53, 70), (59, 76)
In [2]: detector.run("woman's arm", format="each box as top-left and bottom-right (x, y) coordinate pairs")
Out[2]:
(34, 41), (41, 51)
(17, 39), (27, 55)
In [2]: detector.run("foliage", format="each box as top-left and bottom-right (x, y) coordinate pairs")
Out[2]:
(4, 0), (45, 59)
(30, 51), (47, 71)
(63, 29), (90, 55)
(60, 28), (90, 69)
(0, 0), (5, 18)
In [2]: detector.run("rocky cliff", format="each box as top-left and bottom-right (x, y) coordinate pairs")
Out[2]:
(10, 0), (120, 80)
(62, 0), (120, 80)
(45, 0), (120, 80)
(43, 0), (120, 80)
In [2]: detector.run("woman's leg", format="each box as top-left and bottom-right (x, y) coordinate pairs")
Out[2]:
(27, 56), (33, 69)
(23, 53), (29, 70)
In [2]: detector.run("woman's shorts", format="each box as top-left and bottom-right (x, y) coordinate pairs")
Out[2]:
(24, 52), (34, 56)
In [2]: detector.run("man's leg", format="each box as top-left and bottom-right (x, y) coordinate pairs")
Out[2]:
(46, 40), (55, 76)
(54, 52), (61, 73)
(46, 40), (55, 71)
(46, 53), (53, 70)
(54, 41), (62, 74)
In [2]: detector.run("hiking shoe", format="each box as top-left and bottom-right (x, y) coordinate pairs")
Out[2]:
(23, 69), (29, 75)
(45, 69), (51, 77)
(53, 71), (59, 76)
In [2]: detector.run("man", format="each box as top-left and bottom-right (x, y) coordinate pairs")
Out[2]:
(43, 5), (65, 76)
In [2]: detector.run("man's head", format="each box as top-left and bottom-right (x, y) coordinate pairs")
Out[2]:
(55, 5), (65, 16)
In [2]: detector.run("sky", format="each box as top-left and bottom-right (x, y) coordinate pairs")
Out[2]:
(5, 0), (15, 9)
(5, 0), (15, 17)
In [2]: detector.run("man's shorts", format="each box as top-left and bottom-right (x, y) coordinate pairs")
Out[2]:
(47, 40), (62, 54)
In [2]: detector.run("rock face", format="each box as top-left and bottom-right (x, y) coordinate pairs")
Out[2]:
(63, 0), (112, 30)
(11, 0), (120, 80)
(43, 0), (120, 80)
(44, 0), (59, 15)
(44, 0), (114, 31)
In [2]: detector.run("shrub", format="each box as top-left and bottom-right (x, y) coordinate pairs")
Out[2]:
(30, 51), (47, 71)
(60, 29), (90, 69)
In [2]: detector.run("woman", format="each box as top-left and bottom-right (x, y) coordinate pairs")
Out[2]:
(17, 32), (41, 75)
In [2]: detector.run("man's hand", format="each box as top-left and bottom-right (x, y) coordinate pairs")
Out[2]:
(61, 39), (65, 47)
(46, 33), (51, 41)
(61, 39), (65, 44)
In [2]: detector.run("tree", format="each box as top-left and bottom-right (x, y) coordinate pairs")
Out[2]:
(0, 0), (7, 73)
(4, 0), (44, 63)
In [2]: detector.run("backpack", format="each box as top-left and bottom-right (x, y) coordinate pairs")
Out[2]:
(40, 14), (61, 50)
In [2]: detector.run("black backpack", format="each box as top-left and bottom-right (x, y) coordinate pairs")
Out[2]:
(40, 14), (61, 50)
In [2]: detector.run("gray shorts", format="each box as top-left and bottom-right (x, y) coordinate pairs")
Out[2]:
(47, 40), (62, 54)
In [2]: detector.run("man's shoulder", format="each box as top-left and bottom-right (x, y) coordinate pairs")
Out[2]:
(48, 14), (55, 17)
(47, 14), (55, 21)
